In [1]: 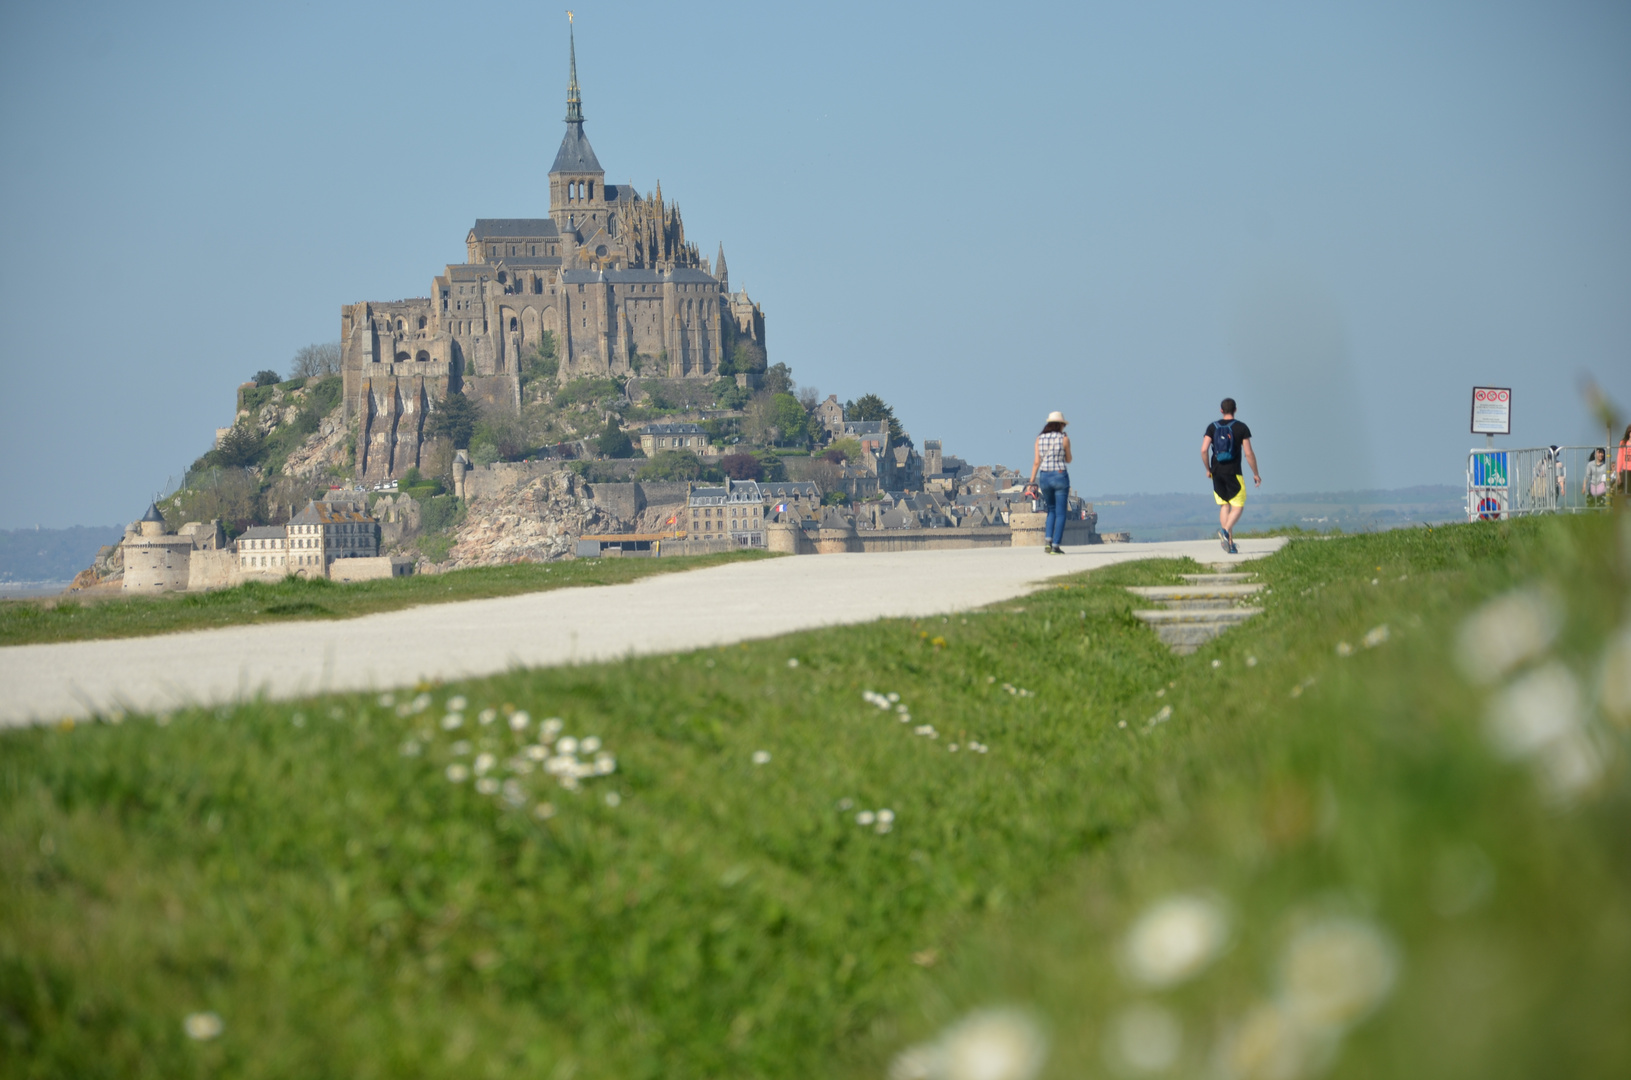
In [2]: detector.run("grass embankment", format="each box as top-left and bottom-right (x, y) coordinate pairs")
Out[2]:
(2, 518), (1628, 1078)
(0, 551), (775, 647)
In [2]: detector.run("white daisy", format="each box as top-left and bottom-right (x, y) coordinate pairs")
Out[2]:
(509, 710), (531, 732)
(445, 763), (469, 782)
(475, 777), (499, 795)
(890, 1008), (1046, 1080)
(377, 693), (395, 707)
(447, 695), (468, 711)
(440, 712), (463, 730)
(473, 752), (496, 776)
(605, 791), (622, 807)
(557, 736), (579, 755)
(1362, 625), (1390, 648)
(788, 658), (800, 668)
(1121, 894), (1230, 988)
(183, 1012), (224, 1041)
(534, 802), (556, 820)
(1455, 586), (1562, 684)
(451, 740), (471, 756)
(399, 739), (421, 757)
(581, 736), (602, 753)
(1278, 917), (1398, 1032)
(478, 708), (498, 726)
(856, 810), (876, 826)
(752, 750), (772, 765)
(877, 809), (895, 824)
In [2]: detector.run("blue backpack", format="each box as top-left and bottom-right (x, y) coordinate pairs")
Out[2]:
(1211, 420), (1237, 465)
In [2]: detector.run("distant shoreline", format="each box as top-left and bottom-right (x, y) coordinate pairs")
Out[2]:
(0, 581), (71, 599)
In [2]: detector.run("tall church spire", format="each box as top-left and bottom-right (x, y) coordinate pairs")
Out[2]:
(565, 12), (584, 123)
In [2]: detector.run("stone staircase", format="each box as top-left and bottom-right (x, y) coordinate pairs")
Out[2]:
(1128, 567), (1265, 654)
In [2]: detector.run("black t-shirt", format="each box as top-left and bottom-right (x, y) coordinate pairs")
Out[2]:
(1205, 419), (1252, 477)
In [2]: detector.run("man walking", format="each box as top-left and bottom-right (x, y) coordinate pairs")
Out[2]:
(1201, 397), (1260, 554)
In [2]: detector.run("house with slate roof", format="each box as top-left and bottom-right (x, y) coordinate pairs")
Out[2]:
(341, 19), (766, 482)
(686, 478), (766, 547)
(638, 423), (712, 458)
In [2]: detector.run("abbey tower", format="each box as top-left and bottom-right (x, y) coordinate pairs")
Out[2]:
(341, 20), (765, 482)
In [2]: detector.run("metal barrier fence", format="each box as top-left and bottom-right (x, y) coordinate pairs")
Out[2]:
(1466, 445), (1615, 521)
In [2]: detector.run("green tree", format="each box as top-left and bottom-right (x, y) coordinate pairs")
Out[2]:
(595, 422), (634, 459)
(213, 423), (264, 468)
(428, 392), (479, 449)
(762, 362), (794, 396)
(473, 412), (533, 462)
(253, 370), (281, 387)
(768, 393), (808, 445)
(636, 450), (704, 481)
(846, 393), (902, 439)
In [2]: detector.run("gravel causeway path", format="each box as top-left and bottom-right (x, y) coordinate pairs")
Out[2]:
(0, 539), (1282, 727)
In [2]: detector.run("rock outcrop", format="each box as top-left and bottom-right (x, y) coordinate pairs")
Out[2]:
(436, 468), (630, 569)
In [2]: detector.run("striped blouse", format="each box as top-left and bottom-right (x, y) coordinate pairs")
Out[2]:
(1036, 431), (1068, 471)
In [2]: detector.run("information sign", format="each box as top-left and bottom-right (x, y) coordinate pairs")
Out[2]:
(1471, 387), (1511, 435)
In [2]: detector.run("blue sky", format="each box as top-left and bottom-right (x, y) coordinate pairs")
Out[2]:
(1, 0), (1627, 527)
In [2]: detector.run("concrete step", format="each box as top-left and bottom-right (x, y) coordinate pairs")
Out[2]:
(1152, 624), (1231, 654)
(1178, 572), (1258, 584)
(1126, 584), (1264, 602)
(1131, 608), (1264, 626)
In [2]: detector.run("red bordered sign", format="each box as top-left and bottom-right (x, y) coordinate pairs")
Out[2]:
(1471, 386), (1511, 435)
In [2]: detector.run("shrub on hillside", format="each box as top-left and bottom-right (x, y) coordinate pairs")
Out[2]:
(555, 377), (620, 408)
(253, 370), (281, 387)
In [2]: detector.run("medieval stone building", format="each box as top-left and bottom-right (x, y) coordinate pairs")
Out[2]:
(341, 23), (766, 482)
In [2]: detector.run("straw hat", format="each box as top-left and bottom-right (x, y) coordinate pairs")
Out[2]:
(1046, 411), (1067, 424)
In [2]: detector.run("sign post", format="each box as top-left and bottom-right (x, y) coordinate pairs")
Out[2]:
(1470, 386), (1511, 449)
(1468, 387), (1513, 520)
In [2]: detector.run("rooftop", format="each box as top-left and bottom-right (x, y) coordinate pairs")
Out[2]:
(471, 218), (561, 239)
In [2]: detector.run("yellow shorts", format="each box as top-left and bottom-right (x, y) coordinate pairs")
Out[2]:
(1213, 477), (1246, 507)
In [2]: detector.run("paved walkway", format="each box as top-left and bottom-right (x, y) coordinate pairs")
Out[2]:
(0, 540), (1283, 727)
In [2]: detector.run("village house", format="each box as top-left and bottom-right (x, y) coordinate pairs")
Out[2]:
(687, 478), (766, 547)
(285, 499), (381, 575)
(237, 526), (290, 573)
(638, 423), (712, 458)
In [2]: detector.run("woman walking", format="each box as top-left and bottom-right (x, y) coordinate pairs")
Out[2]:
(1584, 447), (1609, 508)
(1027, 411), (1073, 554)
(1617, 425), (1631, 497)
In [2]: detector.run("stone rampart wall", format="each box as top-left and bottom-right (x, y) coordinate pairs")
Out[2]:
(186, 550), (238, 591)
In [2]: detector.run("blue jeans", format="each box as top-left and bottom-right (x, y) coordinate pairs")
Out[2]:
(1037, 470), (1069, 547)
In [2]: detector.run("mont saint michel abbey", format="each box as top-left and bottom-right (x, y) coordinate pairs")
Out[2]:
(341, 24), (765, 481)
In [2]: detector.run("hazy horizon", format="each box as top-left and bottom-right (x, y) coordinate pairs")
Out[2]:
(2, 1), (1627, 529)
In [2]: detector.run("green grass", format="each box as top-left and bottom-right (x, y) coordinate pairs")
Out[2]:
(1, 517), (1628, 1078)
(0, 551), (775, 646)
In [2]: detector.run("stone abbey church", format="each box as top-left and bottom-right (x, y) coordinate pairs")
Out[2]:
(341, 26), (766, 481)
